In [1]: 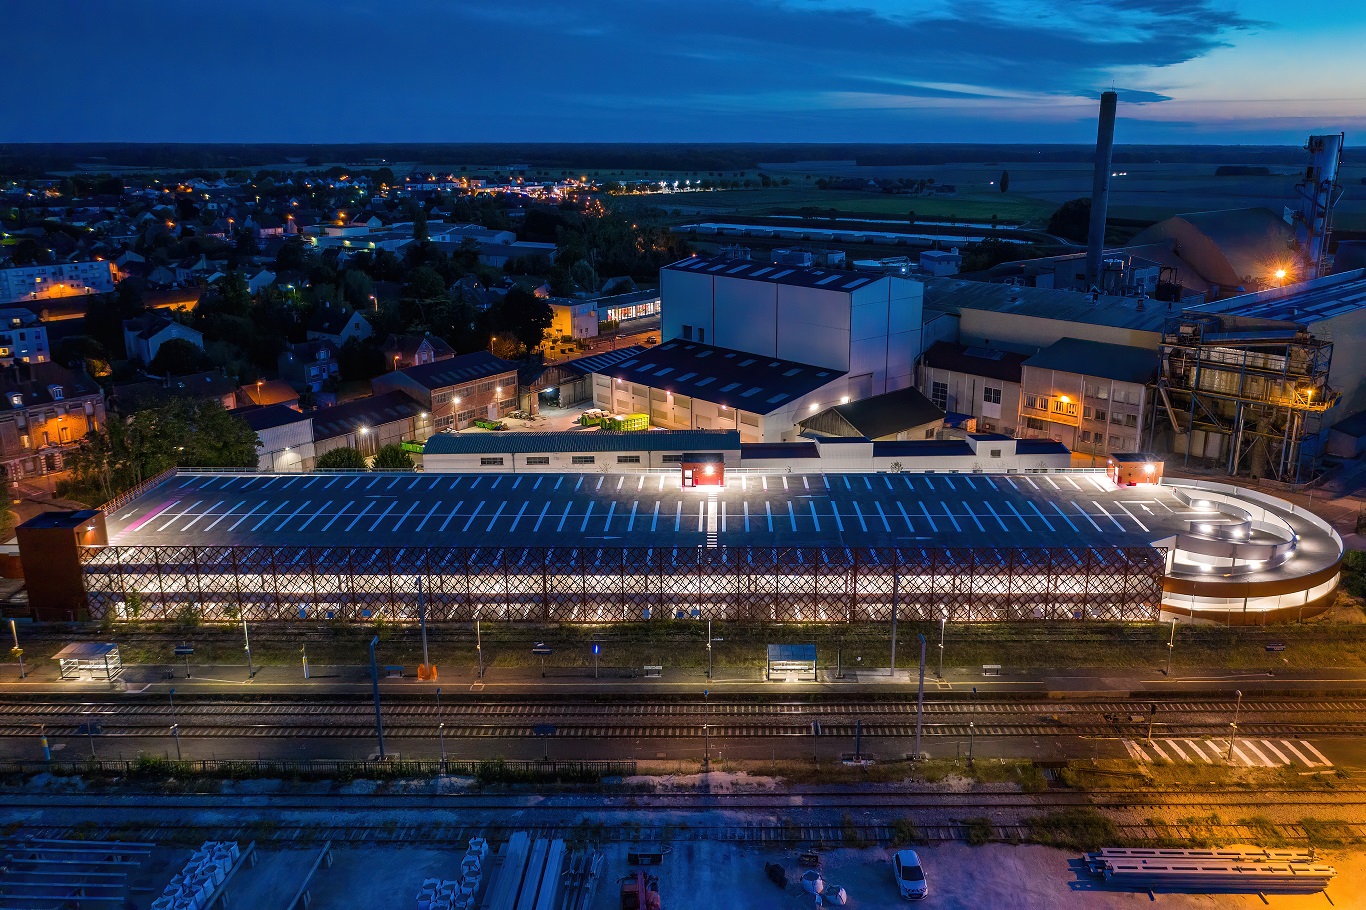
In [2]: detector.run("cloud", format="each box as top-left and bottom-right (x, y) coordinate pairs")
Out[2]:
(0, 0), (1302, 142)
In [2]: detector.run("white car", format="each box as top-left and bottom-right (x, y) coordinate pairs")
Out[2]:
(892, 849), (928, 900)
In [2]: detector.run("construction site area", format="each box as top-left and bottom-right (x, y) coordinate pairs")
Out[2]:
(2, 833), (1360, 910)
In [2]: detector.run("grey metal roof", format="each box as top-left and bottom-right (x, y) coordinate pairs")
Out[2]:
(311, 390), (425, 440)
(553, 346), (645, 379)
(389, 351), (518, 391)
(925, 278), (1170, 334)
(424, 429), (740, 456)
(1188, 269), (1366, 325)
(801, 386), (944, 440)
(1022, 337), (1158, 384)
(239, 403), (311, 432)
(922, 341), (1028, 384)
(596, 341), (846, 415)
(665, 256), (888, 292)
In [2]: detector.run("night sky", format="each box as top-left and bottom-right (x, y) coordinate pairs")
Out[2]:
(4, 0), (1362, 143)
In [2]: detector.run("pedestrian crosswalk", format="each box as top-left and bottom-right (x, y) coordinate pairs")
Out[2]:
(1121, 738), (1334, 768)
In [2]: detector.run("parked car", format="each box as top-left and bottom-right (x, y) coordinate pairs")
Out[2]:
(645, 335), (658, 345)
(892, 849), (928, 900)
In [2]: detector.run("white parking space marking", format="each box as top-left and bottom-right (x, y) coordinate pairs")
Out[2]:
(788, 502), (798, 532)
(1044, 476), (1060, 491)
(1064, 476), (1082, 491)
(602, 501), (616, 534)
(960, 501), (985, 533)
(1147, 741), (1168, 760)
(250, 501), (288, 532)
(1072, 503), (1104, 533)
(392, 501), (420, 532)
(874, 501), (891, 533)
(762, 476), (768, 491)
(696, 501), (705, 533)
(1024, 477), (1039, 490)
(651, 501), (661, 533)
(366, 476), (383, 489)
(227, 503), (262, 531)
(852, 502), (867, 533)
(182, 501), (225, 532)
(344, 502), (375, 533)
(627, 501), (638, 533)
(534, 503), (550, 533)
(368, 501), (397, 533)
(1230, 744), (1256, 767)
(275, 497), (311, 532)
(1300, 741), (1333, 766)
(939, 502), (961, 533)
(1004, 501), (1031, 532)
(1026, 502), (1056, 533)
(896, 503), (913, 533)
(386, 476), (403, 490)
(324, 476), (345, 489)
(461, 501), (487, 533)
(1281, 741), (1315, 766)
(984, 476), (999, 491)
(1092, 501), (1125, 532)
(766, 502), (774, 532)
(1004, 477), (1020, 491)
(675, 502), (683, 532)
(943, 476), (956, 491)
(743, 501), (750, 533)
(199, 502), (237, 532)
(719, 501), (727, 533)
(982, 500), (1010, 532)
(485, 501), (507, 532)
(1163, 740), (1188, 760)
(919, 502), (938, 533)
(962, 476), (976, 490)
(1088, 475), (1110, 492)
(414, 502), (442, 533)
(304, 476), (324, 489)
(159, 500), (203, 532)
(581, 501), (596, 533)
(439, 502), (465, 533)
(809, 502), (822, 532)
(1115, 501), (1150, 533)
(1050, 503), (1080, 533)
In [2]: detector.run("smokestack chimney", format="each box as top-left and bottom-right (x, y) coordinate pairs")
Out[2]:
(1086, 91), (1118, 289)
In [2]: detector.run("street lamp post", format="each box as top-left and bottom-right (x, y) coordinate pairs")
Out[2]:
(10, 619), (24, 680)
(1226, 689), (1243, 763)
(369, 636), (386, 760)
(1166, 617), (1177, 677)
(169, 688), (182, 761)
(968, 722), (975, 767)
(241, 611), (254, 679)
(913, 634), (926, 761)
(475, 619), (483, 679)
(938, 612), (947, 679)
(438, 722), (447, 772)
(418, 577), (429, 670)
(706, 619), (713, 680)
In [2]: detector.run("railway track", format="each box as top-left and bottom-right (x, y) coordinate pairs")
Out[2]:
(5, 695), (1366, 739)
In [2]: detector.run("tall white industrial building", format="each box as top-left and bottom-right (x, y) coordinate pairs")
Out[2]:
(593, 256), (924, 442)
(661, 256), (921, 397)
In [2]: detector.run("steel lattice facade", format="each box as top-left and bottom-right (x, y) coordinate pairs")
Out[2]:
(80, 544), (1167, 623)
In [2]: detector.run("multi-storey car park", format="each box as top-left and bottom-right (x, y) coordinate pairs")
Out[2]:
(16, 458), (1342, 627)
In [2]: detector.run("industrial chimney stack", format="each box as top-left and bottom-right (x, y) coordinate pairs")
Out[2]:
(1085, 91), (1118, 289)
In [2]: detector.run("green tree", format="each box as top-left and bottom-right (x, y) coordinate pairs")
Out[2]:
(494, 286), (553, 357)
(316, 446), (367, 470)
(412, 205), (428, 243)
(371, 444), (414, 471)
(1047, 197), (1092, 244)
(180, 401), (260, 468)
(999, 170), (1010, 193)
(148, 338), (209, 376)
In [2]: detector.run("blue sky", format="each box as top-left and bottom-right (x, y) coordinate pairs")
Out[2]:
(3, 0), (1363, 144)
